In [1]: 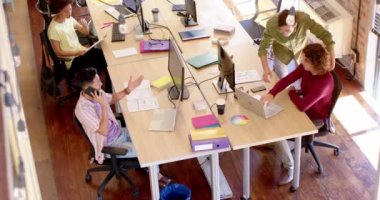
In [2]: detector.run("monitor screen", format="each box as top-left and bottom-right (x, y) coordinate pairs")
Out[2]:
(134, 0), (150, 34)
(182, 0), (198, 27)
(217, 40), (235, 92)
(168, 38), (189, 100)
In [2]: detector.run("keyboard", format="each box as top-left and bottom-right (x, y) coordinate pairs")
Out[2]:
(149, 108), (177, 131)
(112, 23), (125, 42)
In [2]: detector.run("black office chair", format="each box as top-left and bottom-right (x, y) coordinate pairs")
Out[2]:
(300, 70), (342, 174)
(40, 29), (81, 106)
(74, 114), (140, 200)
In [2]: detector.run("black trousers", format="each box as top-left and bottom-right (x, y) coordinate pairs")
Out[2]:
(69, 48), (112, 92)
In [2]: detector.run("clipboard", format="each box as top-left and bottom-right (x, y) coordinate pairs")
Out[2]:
(85, 34), (107, 53)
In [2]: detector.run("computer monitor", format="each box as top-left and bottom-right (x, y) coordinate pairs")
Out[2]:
(214, 40), (235, 93)
(135, 0), (150, 34)
(168, 38), (189, 100)
(181, 0), (198, 27)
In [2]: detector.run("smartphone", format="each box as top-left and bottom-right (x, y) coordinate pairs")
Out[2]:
(83, 86), (98, 97)
(250, 85), (266, 93)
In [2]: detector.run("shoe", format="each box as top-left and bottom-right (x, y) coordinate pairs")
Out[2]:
(159, 176), (172, 189)
(279, 167), (293, 185)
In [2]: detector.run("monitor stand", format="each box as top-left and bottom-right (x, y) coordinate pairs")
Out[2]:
(167, 85), (190, 100)
(181, 16), (198, 27)
(212, 79), (233, 94)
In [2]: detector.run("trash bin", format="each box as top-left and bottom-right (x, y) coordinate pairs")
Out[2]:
(160, 183), (191, 200)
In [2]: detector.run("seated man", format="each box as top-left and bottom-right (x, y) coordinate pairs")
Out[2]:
(74, 68), (171, 187)
(48, 0), (107, 79)
(261, 43), (334, 185)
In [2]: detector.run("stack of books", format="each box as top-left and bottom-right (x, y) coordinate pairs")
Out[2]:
(189, 114), (230, 152)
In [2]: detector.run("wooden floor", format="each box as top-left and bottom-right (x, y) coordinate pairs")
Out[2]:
(26, 1), (379, 199)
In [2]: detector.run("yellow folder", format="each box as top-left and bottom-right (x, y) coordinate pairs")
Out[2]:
(190, 127), (226, 141)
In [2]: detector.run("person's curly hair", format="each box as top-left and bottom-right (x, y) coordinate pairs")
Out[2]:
(49, 0), (73, 14)
(302, 43), (330, 75)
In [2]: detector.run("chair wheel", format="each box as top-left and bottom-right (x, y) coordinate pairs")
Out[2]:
(334, 149), (339, 156)
(289, 185), (297, 192)
(85, 173), (91, 182)
(132, 189), (139, 198)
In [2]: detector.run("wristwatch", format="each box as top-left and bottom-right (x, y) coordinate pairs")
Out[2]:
(124, 87), (131, 95)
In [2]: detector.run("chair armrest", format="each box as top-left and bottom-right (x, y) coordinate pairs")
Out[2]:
(102, 146), (128, 156)
(114, 113), (126, 127)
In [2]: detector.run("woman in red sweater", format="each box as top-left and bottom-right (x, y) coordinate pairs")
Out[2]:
(261, 43), (333, 185)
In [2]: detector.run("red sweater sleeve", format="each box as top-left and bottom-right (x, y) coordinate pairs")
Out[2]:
(269, 65), (304, 97)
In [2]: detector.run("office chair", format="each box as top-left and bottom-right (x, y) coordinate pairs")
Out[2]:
(74, 114), (140, 200)
(40, 29), (81, 106)
(299, 70), (342, 174)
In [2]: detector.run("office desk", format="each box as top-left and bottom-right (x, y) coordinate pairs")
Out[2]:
(107, 57), (230, 200)
(86, 0), (170, 66)
(156, 0), (318, 198)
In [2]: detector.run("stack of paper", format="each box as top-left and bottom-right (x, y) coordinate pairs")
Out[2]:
(124, 80), (160, 112)
(192, 114), (220, 128)
(189, 127), (230, 152)
(140, 40), (169, 53)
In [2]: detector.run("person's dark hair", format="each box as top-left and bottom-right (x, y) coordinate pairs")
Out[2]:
(278, 9), (297, 27)
(76, 67), (97, 89)
(302, 43), (330, 75)
(49, 0), (73, 14)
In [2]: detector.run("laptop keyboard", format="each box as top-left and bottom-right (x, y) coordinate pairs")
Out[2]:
(112, 23), (125, 42)
(149, 109), (177, 131)
(114, 5), (132, 16)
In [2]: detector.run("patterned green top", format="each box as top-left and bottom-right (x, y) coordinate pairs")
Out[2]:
(258, 11), (335, 65)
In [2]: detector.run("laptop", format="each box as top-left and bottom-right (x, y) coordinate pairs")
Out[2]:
(148, 93), (181, 132)
(235, 89), (284, 119)
(105, 6), (134, 20)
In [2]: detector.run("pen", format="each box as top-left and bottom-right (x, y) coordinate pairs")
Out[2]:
(100, 24), (112, 29)
(103, 22), (114, 25)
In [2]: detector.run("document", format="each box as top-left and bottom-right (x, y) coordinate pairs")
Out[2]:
(235, 69), (261, 84)
(85, 34), (107, 53)
(124, 80), (159, 112)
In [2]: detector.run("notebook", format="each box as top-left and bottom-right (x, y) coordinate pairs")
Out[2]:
(235, 89), (284, 119)
(140, 40), (169, 53)
(186, 52), (218, 69)
(179, 28), (211, 41)
(192, 114), (220, 129)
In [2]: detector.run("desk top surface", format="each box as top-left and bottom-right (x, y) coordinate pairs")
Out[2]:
(108, 57), (230, 167)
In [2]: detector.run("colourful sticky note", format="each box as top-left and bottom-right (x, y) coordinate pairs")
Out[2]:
(151, 76), (172, 90)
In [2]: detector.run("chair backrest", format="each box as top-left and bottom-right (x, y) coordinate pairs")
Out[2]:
(40, 29), (67, 83)
(328, 70), (343, 119)
(73, 115), (96, 163)
(35, 0), (52, 28)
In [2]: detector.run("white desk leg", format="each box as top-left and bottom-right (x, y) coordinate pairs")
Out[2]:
(149, 165), (160, 200)
(210, 153), (220, 200)
(291, 136), (301, 192)
(242, 148), (250, 199)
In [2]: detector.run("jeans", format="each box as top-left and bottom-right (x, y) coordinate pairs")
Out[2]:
(107, 127), (137, 158)
(273, 58), (301, 90)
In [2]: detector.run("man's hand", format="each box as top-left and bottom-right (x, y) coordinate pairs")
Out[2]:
(126, 75), (144, 93)
(262, 69), (272, 83)
(93, 90), (107, 107)
(79, 18), (88, 29)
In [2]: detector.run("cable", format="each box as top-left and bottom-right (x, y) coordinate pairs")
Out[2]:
(165, 0), (175, 5)
(197, 75), (219, 87)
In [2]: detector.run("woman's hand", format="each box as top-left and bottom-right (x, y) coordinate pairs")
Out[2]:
(260, 93), (274, 106)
